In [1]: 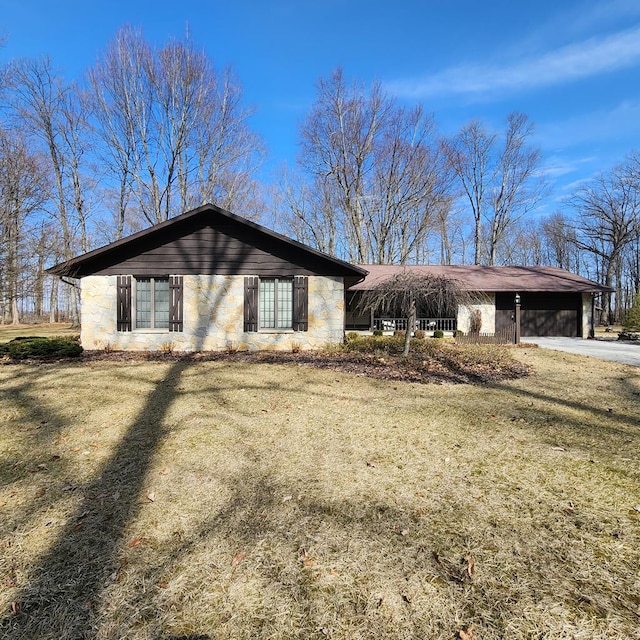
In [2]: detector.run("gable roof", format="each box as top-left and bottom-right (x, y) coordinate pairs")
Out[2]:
(47, 203), (368, 282)
(349, 264), (612, 293)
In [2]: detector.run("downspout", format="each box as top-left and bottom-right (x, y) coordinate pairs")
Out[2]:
(589, 293), (595, 339)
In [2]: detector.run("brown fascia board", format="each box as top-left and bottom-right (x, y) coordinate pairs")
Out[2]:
(348, 264), (612, 294)
(46, 203), (369, 281)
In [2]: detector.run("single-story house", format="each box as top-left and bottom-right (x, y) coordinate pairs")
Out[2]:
(47, 204), (367, 351)
(346, 264), (611, 338)
(48, 204), (611, 350)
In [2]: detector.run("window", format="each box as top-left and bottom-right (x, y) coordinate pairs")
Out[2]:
(244, 276), (308, 333)
(117, 275), (183, 332)
(135, 277), (170, 329)
(259, 278), (293, 329)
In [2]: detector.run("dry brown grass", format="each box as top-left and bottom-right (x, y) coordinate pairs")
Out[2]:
(0, 348), (638, 639)
(0, 323), (79, 343)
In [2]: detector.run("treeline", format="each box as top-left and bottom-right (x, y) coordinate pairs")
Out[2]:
(1, 29), (639, 325)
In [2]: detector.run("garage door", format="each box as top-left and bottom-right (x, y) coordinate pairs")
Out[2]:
(495, 293), (582, 337)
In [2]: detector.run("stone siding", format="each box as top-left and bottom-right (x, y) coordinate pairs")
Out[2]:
(456, 294), (496, 334)
(80, 275), (345, 351)
(582, 293), (592, 339)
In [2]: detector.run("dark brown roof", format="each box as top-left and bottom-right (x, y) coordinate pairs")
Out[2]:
(348, 264), (612, 293)
(47, 203), (368, 282)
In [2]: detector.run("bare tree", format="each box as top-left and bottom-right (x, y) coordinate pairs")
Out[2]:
(356, 270), (462, 355)
(443, 113), (545, 265)
(566, 156), (640, 323)
(0, 127), (47, 323)
(276, 168), (338, 255)
(294, 68), (450, 264)
(87, 26), (263, 230)
(540, 212), (581, 272)
(9, 57), (93, 326)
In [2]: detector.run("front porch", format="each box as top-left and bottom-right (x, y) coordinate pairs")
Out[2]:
(345, 316), (457, 334)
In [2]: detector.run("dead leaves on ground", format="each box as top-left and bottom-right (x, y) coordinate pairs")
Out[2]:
(432, 551), (476, 584)
(459, 624), (475, 639)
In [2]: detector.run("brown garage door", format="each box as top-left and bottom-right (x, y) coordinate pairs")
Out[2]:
(495, 293), (581, 337)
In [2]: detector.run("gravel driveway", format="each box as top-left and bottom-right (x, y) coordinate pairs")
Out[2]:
(524, 337), (640, 367)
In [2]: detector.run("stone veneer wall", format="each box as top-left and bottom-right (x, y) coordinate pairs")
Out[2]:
(581, 292), (593, 339)
(456, 294), (496, 334)
(80, 274), (345, 351)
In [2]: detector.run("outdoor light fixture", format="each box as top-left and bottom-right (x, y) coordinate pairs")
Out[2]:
(515, 293), (521, 305)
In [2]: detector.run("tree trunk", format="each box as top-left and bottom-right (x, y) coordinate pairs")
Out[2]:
(49, 278), (58, 323)
(402, 298), (416, 357)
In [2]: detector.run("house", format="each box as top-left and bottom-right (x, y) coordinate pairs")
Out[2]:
(48, 204), (611, 350)
(47, 204), (367, 351)
(346, 264), (612, 338)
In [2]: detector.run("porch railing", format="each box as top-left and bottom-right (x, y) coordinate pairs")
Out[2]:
(373, 317), (457, 332)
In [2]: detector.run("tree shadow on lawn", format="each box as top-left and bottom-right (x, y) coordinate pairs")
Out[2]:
(0, 360), (192, 639)
(97, 432), (640, 639)
(484, 368), (640, 445)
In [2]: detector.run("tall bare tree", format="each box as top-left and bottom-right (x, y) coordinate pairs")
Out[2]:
(566, 156), (640, 323)
(293, 68), (450, 264)
(9, 57), (91, 326)
(443, 113), (545, 265)
(0, 127), (47, 323)
(87, 26), (263, 231)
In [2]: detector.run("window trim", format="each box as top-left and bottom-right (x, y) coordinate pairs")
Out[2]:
(259, 277), (294, 331)
(117, 275), (183, 333)
(132, 276), (170, 331)
(244, 275), (308, 334)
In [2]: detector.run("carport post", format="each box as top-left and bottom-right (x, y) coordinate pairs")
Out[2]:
(514, 293), (521, 345)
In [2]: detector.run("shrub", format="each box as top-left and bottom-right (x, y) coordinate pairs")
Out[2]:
(7, 336), (83, 360)
(372, 329), (383, 337)
(623, 293), (640, 331)
(346, 332), (360, 342)
(0, 343), (9, 357)
(433, 330), (445, 339)
(344, 335), (404, 354)
(393, 329), (406, 338)
(413, 329), (425, 340)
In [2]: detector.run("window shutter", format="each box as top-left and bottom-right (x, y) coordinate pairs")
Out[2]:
(117, 275), (132, 332)
(293, 276), (308, 332)
(169, 276), (183, 332)
(244, 276), (259, 332)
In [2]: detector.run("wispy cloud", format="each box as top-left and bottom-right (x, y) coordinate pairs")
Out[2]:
(537, 99), (640, 150)
(387, 26), (640, 100)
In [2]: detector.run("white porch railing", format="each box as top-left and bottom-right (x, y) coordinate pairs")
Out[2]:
(373, 317), (457, 332)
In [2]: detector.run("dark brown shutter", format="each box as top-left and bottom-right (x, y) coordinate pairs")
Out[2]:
(293, 276), (308, 332)
(169, 276), (183, 332)
(117, 275), (132, 332)
(244, 276), (259, 332)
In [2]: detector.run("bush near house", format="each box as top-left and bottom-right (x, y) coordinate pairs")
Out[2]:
(0, 336), (83, 360)
(622, 293), (640, 331)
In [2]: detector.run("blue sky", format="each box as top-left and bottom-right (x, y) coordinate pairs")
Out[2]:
(3, 0), (640, 212)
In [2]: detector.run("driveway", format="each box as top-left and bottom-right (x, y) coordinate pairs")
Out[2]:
(524, 337), (640, 367)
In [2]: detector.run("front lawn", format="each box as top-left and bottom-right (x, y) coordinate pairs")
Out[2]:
(0, 323), (79, 343)
(0, 348), (638, 639)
